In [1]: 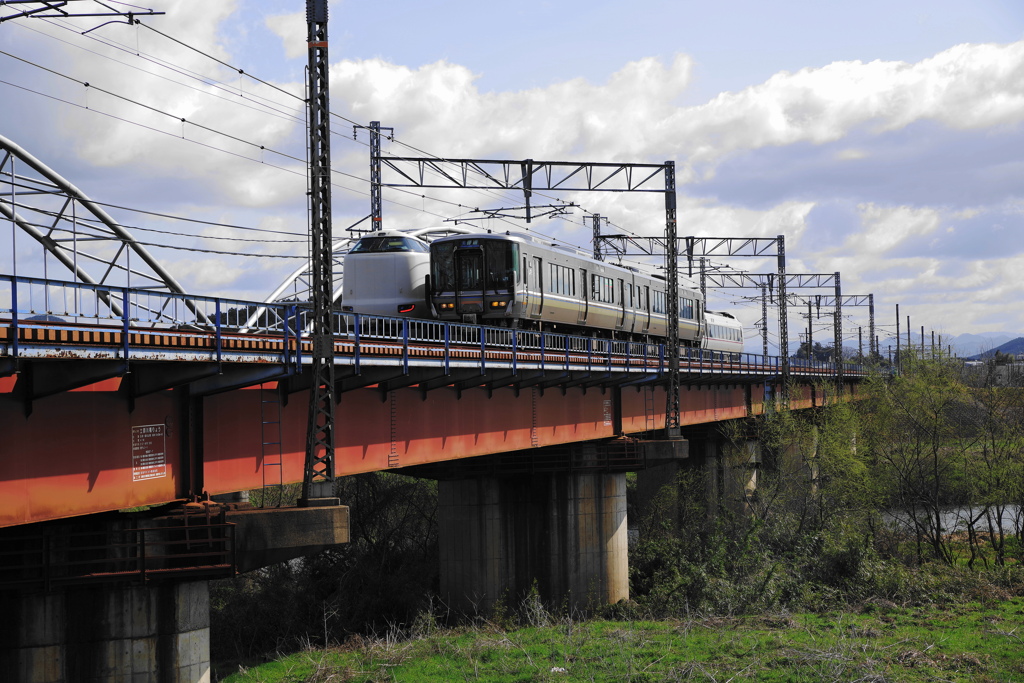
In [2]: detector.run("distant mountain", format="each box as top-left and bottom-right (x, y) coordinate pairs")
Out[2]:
(874, 332), (1017, 358)
(968, 337), (1024, 360)
(746, 331), (1021, 359)
(949, 333), (1016, 357)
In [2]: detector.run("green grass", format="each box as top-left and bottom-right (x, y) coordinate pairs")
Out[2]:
(216, 597), (1024, 682)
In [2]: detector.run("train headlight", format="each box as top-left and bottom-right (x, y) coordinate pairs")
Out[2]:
(439, 302), (455, 310)
(489, 301), (508, 308)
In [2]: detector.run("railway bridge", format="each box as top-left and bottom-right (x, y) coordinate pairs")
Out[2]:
(0, 274), (866, 682)
(0, 128), (874, 682)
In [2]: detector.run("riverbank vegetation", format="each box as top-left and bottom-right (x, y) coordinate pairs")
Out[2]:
(211, 354), (1024, 681)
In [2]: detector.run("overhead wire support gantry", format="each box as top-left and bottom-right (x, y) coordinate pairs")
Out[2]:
(595, 234), (792, 385)
(377, 156), (685, 438)
(710, 271), (877, 382)
(0, 0), (165, 24)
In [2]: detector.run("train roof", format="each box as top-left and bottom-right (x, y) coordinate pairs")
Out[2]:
(429, 230), (701, 290)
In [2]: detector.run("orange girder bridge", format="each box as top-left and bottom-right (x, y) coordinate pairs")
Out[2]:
(0, 275), (865, 682)
(0, 275), (862, 528)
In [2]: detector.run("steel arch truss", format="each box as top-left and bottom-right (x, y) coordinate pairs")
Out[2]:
(0, 135), (206, 323)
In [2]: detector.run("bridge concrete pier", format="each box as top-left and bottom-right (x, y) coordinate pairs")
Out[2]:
(0, 502), (348, 682)
(438, 472), (628, 614)
(1, 580), (210, 683)
(634, 433), (761, 526)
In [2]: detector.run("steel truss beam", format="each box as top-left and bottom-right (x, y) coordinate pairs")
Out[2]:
(595, 235), (783, 260)
(705, 272), (838, 289)
(378, 157), (667, 193)
(783, 294), (873, 308)
(0, 0), (164, 24)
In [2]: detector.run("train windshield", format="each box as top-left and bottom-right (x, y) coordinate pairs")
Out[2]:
(350, 236), (429, 253)
(432, 239), (518, 292)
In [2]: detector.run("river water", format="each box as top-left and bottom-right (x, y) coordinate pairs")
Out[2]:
(881, 505), (1022, 535)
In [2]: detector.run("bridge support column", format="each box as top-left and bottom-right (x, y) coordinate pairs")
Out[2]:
(780, 424), (819, 498)
(0, 580), (210, 683)
(722, 439), (761, 516)
(438, 472), (628, 614)
(635, 435), (760, 526)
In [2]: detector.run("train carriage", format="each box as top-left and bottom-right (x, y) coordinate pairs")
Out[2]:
(341, 228), (743, 354)
(427, 231), (706, 345)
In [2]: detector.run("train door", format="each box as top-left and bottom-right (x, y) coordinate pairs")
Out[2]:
(527, 255), (544, 318)
(454, 246), (483, 315)
(577, 268), (589, 325)
(615, 278), (626, 329)
(641, 285), (651, 333)
(624, 281), (635, 333)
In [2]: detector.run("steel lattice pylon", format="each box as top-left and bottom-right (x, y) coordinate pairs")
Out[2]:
(0, 134), (206, 322)
(301, 0), (337, 505)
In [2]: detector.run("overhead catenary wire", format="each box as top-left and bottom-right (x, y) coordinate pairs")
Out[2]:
(13, 18), (306, 127)
(128, 18), (606, 244)
(10, 15), (707, 269)
(0, 35), (497, 222)
(0, 68), (471, 223)
(22, 16), (614, 250)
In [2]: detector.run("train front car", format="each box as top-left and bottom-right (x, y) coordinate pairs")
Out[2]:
(702, 310), (744, 357)
(429, 233), (520, 325)
(341, 230), (432, 317)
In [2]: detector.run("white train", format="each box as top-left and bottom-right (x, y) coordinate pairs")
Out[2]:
(342, 229), (744, 355)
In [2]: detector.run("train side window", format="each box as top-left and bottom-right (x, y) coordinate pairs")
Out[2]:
(549, 263), (576, 296)
(653, 290), (666, 314)
(681, 297), (694, 319)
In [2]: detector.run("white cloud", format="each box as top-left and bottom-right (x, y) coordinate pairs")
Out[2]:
(265, 11), (306, 60)
(849, 204), (942, 255)
(9, 8), (1024, 337)
(835, 149), (867, 161)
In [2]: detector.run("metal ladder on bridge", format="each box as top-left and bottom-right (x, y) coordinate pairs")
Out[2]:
(643, 386), (656, 437)
(259, 383), (284, 507)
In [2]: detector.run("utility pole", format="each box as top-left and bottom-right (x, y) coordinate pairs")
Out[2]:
(301, 0), (337, 506)
(777, 236), (789, 382)
(806, 300), (813, 356)
(761, 284), (768, 358)
(868, 294), (875, 358)
(896, 304), (901, 371)
(833, 272), (843, 385)
(591, 213), (603, 261)
(664, 162), (681, 439)
(354, 121), (393, 232)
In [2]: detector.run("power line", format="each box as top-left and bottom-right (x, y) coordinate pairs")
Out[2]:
(59, 16), (615, 247)
(129, 20), (600, 232)
(9, 16), (658, 259)
(16, 18), (305, 127)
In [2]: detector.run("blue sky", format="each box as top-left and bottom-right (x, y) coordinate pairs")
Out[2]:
(2, 0), (1024, 353)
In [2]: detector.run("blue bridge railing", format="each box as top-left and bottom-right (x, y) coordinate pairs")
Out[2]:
(0, 274), (868, 378)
